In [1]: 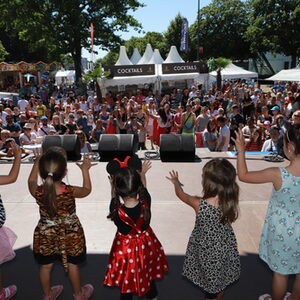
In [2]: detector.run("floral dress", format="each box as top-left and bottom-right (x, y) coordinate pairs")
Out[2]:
(259, 167), (300, 274)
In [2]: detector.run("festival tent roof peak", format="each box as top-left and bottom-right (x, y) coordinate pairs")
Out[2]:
(137, 44), (154, 65)
(164, 46), (185, 64)
(115, 46), (133, 66)
(130, 48), (142, 65)
(148, 49), (164, 64)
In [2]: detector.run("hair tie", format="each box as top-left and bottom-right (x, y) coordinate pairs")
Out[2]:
(48, 172), (53, 177)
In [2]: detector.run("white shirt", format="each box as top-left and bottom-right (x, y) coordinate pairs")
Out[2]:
(218, 125), (230, 151)
(18, 99), (29, 112)
(37, 125), (56, 136)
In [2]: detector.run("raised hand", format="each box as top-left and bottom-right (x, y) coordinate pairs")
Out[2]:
(166, 170), (184, 186)
(141, 160), (152, 175)
(76, 154), (97, 170)
(231, 129), (245, 152)
(11, 140), (22, 158)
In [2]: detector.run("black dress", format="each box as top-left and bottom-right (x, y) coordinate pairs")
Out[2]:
(183, 199), (240, 294)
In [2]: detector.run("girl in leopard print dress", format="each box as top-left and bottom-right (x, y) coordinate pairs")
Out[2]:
(167, 158), (241, 300)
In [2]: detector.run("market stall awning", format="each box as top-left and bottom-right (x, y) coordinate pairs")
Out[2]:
(210, 63), (258, 79)
(266, 68), (300, 81)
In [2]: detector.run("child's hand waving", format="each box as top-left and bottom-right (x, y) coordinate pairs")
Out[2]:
(76, 154), (97, 170)
(231, 129), (245, 152)
(141, 160), (152, 175)
(166, 170), (184, 186)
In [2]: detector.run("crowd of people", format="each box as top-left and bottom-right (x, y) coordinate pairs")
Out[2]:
(0, 80), (299, 157)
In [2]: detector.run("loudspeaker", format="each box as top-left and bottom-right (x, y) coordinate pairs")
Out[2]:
(42, 135), (81, 161)
(98, 134), (138, 162)
(160, 134), (195, 162)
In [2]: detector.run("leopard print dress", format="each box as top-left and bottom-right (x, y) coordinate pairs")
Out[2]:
(33, 185), (86, 272)
(182, 199), (240, 294)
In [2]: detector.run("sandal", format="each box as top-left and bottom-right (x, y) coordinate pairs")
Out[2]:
(283, 292), (291, 300)
(258, 294), (272, 300)
(42, 285), (63, 300)
(73, 284), (94, 300)
(0, 285), (17, 300)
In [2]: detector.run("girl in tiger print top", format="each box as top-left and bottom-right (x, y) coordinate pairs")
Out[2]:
(28, 148), (96, 300)
(0, 141), (21, 300)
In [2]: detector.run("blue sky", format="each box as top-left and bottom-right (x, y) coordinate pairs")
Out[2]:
(83, 0), (212, 60)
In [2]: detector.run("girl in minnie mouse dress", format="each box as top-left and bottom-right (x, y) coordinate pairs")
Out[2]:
(104, 156), (168, 300)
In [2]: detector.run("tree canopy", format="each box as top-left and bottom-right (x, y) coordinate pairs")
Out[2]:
(189, 0), (252, 61)
(0, 41), (8, 62)
(0, 0), (144, 81)
(246, 0), (300, 67)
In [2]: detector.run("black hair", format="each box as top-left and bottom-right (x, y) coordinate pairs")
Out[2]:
(107, 168), (151, 227)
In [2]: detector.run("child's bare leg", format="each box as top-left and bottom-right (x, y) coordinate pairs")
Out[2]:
(68, 263), (81, 296)
(289, 274), (300, 300)
(39, 263), (53, 296)
(271, 272), (288, 300)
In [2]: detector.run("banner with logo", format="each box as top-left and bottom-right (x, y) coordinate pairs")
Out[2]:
(180, 18), (189, 52)
(162, 62), (208, 74)
(105, 64), (155, 77)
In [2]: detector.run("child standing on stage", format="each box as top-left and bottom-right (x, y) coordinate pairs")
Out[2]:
(167, 158), (240, 300)
(104, 157), (168, 300)
(0, 141), (21, 300)
(233, 125), (300, 300)
(28, 148), (96, 300)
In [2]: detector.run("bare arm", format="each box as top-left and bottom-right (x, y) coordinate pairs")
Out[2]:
(73, 154), (96, 198)
(28, 155), (40, 196)
(232, 129), (281, 189)
(0, 141), (22, 185)
(139, 160), (151, 188)
(166, 170), (200, 213)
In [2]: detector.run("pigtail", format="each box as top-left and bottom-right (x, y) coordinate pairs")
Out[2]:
(107, 180), (121, 221)
(138, 185), (151, 227)
(43, 175), (57, 218)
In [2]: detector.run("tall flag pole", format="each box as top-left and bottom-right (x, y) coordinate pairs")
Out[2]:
(180, 18), (189, 52)
(90, 23), (94, 68)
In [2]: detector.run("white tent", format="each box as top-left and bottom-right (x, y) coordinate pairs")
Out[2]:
(55, 70), (76, 85)
(115, 46), (132, 66)
(148, 49), (164, 64)
(210, 63), (258, 80)
(137, 44), (153, 65)
(164, 46), (184, 63)
(130, 48), (142, 65)
(266, 68), (300, 81)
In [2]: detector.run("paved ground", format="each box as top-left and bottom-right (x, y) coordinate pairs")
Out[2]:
(0, 150), (295, 299)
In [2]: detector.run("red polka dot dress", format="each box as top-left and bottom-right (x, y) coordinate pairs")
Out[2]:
(104, 203), (168, 296)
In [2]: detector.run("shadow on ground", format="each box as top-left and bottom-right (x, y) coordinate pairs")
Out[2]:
(2, 246), (295, 300)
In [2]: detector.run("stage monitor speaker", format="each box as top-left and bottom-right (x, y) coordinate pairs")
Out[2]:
(98, 134), (138, 162)
(159, 134), (195, 162)
(42, 135), (81, 161)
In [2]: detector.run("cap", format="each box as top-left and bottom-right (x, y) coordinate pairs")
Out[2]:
(41, 116), (48, 120)
(271, 106), (280, 111)
(23, 123), (32, 129)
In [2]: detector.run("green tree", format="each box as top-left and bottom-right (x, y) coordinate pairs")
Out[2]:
(99, 32), (167, 66)
(190, 0), (252, 61)
(246, 0), (300, 67)
(208, 57), (231, 90)
(0, 0), (143, 82)
(83, 67), (110, 99)
(0, 41), (8, 61)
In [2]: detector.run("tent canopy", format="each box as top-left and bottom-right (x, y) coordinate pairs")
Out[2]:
(115, 46), (132, 66)
(55, 70), (75, 78)
(164, 46), (184, 63)
(210, 63), (258, 79)
(266, 68), (300, 81)
(130, 48), (142, 65)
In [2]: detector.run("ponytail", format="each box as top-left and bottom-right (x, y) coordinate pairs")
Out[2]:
(138, 184), (151, 228)
(44, 175), (57, 218)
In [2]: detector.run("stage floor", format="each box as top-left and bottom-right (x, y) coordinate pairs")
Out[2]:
(1, 152), (294, 299)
